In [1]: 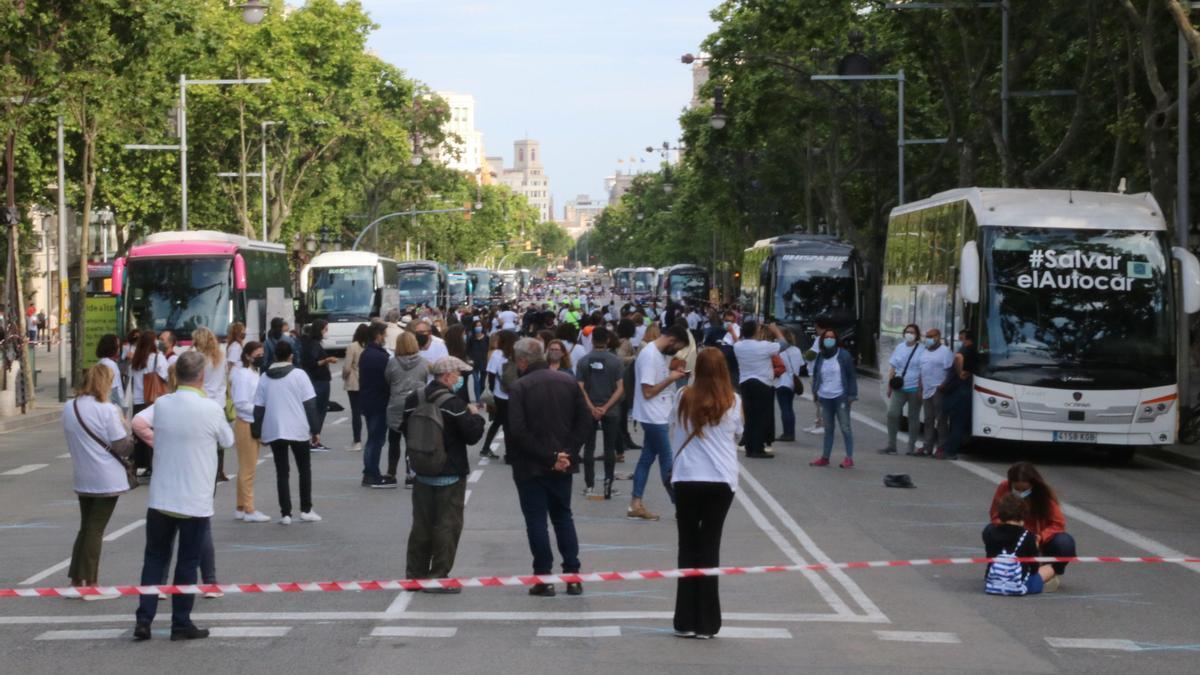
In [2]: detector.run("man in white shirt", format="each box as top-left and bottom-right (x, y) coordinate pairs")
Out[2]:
(410, 320), (449, 364)
(133, 352), (234, 642)
(497, 305), (519, 331)
(917, 328), (954, 456)
(734, 320), (787, 458)
(720, 311), (741, 346)
(628, 324), (690, 521)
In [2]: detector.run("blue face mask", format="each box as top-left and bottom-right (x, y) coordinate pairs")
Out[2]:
(474, 327), (483, 334)
(924, 337), (937, 348)
(822, 337), (836, 349)
(1013, 488), (1033, 499)
(451, 378), (464, 393)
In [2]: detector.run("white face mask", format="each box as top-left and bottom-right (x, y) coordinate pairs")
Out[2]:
(904, 332), (917, 344)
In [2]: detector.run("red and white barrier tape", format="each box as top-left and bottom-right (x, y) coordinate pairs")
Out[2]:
(2, 555), (1197, 599)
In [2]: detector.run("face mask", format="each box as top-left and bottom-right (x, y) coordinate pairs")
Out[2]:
(822, 337), (836, 349)
(1012, 488), (1033, 499)
(253, 357), (264, 371)
(904, 333), (917, 344)
(156, 340), (166, 352)
(924, 337), (936, 348)
(451, 378), (464, 393)
(474, 327), (483, 334)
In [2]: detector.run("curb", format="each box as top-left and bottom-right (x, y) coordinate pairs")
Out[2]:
(1141, 445), (1200, 471)
(0, 408), (62, 433)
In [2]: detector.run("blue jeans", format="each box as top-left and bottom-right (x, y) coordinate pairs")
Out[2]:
(819, 396), (854, 459)
(362, 411), (388, 479)
(135, 509), (208, 630)
(943, 384), (972, 457)
(632, 422), (674, 502)
(472, 364), (486, 401)
(1042, 532), (1077, 575)
(776, 387), (796, 437)
(515, 474), (580, 574)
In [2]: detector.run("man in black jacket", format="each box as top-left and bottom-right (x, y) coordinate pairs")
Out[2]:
(401, 356), (485, 592)
(507, 337), (593, 597)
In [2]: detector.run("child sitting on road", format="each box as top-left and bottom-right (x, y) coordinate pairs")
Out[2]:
(983, 494), (1058, 595)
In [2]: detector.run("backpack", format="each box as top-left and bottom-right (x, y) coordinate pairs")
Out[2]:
(407, 388), (455, 476)
(985, 530), (1031, 596)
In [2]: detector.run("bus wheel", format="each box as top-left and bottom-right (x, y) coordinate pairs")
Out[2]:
(1104, 446), (1137, 464)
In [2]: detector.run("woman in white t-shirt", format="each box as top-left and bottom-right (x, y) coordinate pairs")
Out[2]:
(669, 347), (743, 639)
(193, 327), (232, 482)
(230, 341), (269, 523)
(127, 330), (168, 476)
(62, 364), (133, 593)
(773, 328), (804, 443)
(481, 330), (517, 458)
(225, 321), (246, 375)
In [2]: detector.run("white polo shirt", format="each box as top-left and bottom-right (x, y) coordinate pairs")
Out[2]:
(146, 388), (234, 518)
(734, 339), (781, 386)
(918, 344), (954, 399)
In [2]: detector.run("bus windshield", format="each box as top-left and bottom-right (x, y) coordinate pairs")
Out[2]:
(398, 268), (438, 307)
(448, 275), (468, 305)
(668, 270), (707, 302)
(774, 254), (855, 325)
(980, 227), (1174, 388)
(307, 266), (375, 320)
(633, 271), (654, 293)
(125, 257), (231, 339)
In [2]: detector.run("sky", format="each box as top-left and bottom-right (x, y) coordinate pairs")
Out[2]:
(358, 0), (719, 218)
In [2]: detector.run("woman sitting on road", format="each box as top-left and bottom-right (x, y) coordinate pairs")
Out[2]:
(985, 461), (1076, 590)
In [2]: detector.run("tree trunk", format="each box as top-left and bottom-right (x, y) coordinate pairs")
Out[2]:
(5, 131), (35, 411)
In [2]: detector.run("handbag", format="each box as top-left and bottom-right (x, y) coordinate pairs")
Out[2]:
(74, 399), (138, 491)
(771, 353), (787, 378)
(142, 353), (168, 405)
(888, 344), (918, 391)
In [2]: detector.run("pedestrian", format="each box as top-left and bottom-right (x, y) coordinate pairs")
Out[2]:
(506, 338), (592, 597)
(916, 328), (953, 457)
(411, 319), (449, 366)
(546, 339), (574, 376)
(467, 319), (489, 401)
(251, 340), (321, 524)
(986, 462), (1074, 590)
(615, 318), (640, 452)
(401, 357), (485, 590)
(881, 324), (923, 455)
(120, 329), (140, 391)
(95, 334), (125, 411)
(383, 309), (405, 356)
(444, 323), (472, 404)
(133, 351), (234, 642)
(26, 302), (37, 342)
(191, 327), (231, 482)
(225, 322), (246, 375)
(671, 348), (742, 638)
(300, 319), (337, 451)
(357, 321), (392, 487)
(575, 325), (624, 499)
(801, 321), (827, 435)
(733, 320), (787, 459)
(773, 328), (804, 442)
(128, 330), (168, 476)
(63, 364), (135, 598)
(160, 330), (180, 368)
(628, 323), (691, 520)
(940, 330), (976, 460)
(481, 330), (518, 458)
(808, 328), (857, 468)
(263, 317), (299, 366)
(983, 494), (1056, 596)
(386, 331), (428, 488)
(231, 341), (269, 523)
(343, 324), (369, 452)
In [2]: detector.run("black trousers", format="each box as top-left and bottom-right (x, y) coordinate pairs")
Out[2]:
(674, 481), (734, 636)
(132, 403), (152, 470)
(583, 415), (619, 488)
(387, 427), (405, 477)
(482, 398), (508, 454)
(741, 379), (775, 455)
(270, 440), (312, 518)
(347, 390), (363, 444)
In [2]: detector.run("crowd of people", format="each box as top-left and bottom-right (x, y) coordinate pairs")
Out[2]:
(58, 289), (1076, 642)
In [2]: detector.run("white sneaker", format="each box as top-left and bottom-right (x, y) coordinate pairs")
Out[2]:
(764, 445), (775, 455)
(82, 591), (120, 602)
(234, 510), (245, 521)
(808, 426), (825, 435)
(280, 515), (292, 526)
(204, 591), (224, 599)
(242, 511), (271, 523)
(157, 592), (169, 601)
(299, 511), (322, 522)
(349, 442), (362, 452)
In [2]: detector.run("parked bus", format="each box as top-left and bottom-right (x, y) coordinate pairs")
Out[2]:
(112, 230), (292, 342)
(464, 268), (493, 308)
(497, 270), (520, 302)
(880, 187), (1200, 452)
(447, 271), (471, 308)
(610, 267), (632, 297)
(741, 234), (864, 354)
(396, 260), (445, 310)
(632, 266), (657, 302)
(300, 250), (399, 350)
(660, 264), (710, 306)
(518, 269), (532, 298)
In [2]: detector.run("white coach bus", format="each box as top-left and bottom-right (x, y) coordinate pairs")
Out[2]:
(300, 251), (399, 350)
(879, 188), (1200, 452)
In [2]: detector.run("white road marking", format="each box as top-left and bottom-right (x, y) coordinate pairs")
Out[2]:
(21, 519), (145, 585)
(537, 626), (621, 638)
(1045, 637), (1141, 651)
(331, 417), (348, 425)
(371, 626), (457, 638)
(384, 589), (414, 616)
(716, 627), (793, 639)
(35, 629), (127, 640)
(478, 457), (490, 466)
(0, 610), (884, 625)
(2, 464), (48, 476)
(875, 630), (961, 644)
(464, 490), (472, 505)
(56, 453), (71, 459)
(209, 626), (292, 638)
(739, 465), (888, 621)
(33, 626), (291, 640)
(467, 469), (483, 484)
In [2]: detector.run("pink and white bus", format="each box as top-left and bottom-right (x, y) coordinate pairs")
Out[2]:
(112, 230), (293, 342)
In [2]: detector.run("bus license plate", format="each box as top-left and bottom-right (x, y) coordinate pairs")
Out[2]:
(1052, 431), (1097, 443)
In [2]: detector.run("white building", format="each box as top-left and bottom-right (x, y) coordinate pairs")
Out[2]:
(605, 173), (635, 204)
(562, 194), (604, 238)
(435, 91), (486, 176)
(497, 139), (553, 222)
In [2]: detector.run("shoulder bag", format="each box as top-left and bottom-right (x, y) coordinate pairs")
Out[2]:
(74, 399), (138, 491)
(142, 353), (168, 405)
(888, 345), (918, 391)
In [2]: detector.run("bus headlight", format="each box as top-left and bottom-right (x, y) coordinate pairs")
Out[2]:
(978, 386), (1017, 418)
(1136, 395), (1175, 423)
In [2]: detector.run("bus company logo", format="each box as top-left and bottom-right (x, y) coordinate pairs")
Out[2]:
(1018, 249), (1139, 291)
(1072, 392), (1083, 401)
(781, 254), (849, 263)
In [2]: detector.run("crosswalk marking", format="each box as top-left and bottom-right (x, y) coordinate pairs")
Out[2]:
(717, 627), (793, 639)
(210, 626), (292, 638)
(57, 453), (71, 459)
(2, 464), (48, 476)
(477, 457), (490, 466)
(36, 629), (127, 641)
(467, 469), (483, 483)
(875, 630), (961, 644)
(371, 626), (457, 638)
(34, 626), (291, 640)
(331, 417), (349, 425)
(1045, 637), (1141, 651)
(537, 626), (621, 638)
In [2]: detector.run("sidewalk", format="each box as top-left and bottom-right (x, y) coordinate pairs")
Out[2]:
(0, 340), (69, 431)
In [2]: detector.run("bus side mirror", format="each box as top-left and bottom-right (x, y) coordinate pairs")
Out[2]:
(959, 241), (980, 304)
(376, 263), (386, 289)
(111, 257), (125, 296)
(233, 254), (248, 291)
(299, 264), (311, 294)
(1172, 246), (1200, 314)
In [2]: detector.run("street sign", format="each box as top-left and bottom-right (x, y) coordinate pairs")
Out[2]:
(81, 295), (118, 370)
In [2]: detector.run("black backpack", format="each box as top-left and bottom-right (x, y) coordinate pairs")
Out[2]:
(407, 388), (455, 476)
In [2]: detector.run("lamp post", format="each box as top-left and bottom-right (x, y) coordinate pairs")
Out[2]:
(261, 120), (277, 241)
(236, 1), (269, 25)
(55, 115), (67, 401)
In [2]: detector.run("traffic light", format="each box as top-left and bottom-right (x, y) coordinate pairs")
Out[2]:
(524, 240), (532, 251)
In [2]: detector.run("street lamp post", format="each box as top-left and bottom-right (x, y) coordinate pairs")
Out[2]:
(55, 116), (67, 402)
(261, 120), (276, 241)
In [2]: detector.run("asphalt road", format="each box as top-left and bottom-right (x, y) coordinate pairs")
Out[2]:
(0, 370), (1197, 675)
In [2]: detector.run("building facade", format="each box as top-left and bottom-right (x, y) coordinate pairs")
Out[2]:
(497, 139), (553, 222)
(435, 91), (486, 176)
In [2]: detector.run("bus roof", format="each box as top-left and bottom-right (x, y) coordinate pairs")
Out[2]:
(132, 229), (285, 258)
(747, 233), (854, 255)
(397, 260), (439, 270)
(665, 263), (707, 274)
(891, 188), (1166, 231)
(307, 250), (396, 267)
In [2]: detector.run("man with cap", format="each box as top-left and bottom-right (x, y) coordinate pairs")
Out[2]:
(401, 356), (485, 589)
